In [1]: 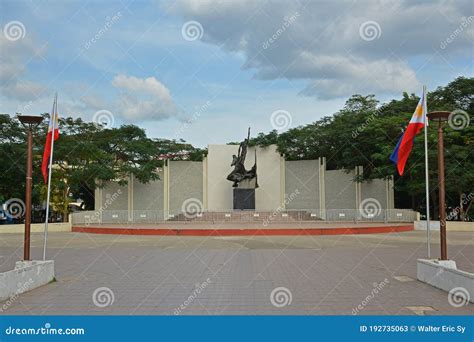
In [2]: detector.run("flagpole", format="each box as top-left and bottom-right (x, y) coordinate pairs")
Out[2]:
(43, 93), (57, 261)
(423, 85), (431, 258)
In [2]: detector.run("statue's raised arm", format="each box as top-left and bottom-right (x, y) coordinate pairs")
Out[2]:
(226, 128), (258, 188)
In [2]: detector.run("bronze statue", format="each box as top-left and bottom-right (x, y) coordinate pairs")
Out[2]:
(227, 128), (258, 188)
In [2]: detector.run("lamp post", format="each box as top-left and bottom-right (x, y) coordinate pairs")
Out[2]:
(18, 115), (43, 261)
(427, 111), (450, 260)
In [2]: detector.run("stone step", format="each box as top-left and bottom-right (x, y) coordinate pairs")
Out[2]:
(168, 211), (321, 222)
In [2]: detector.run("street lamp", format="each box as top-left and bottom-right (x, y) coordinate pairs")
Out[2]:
(18, 115), (43, 261)
(427, 111), (450, 261)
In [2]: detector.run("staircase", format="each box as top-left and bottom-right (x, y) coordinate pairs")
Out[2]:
(168, 211), (321, 223)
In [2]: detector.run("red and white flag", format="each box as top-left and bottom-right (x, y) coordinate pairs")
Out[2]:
(389, 88), (428, 175)
(41, 94), (60, 183)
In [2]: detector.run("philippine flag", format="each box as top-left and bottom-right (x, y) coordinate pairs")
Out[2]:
(41, 94), (60, 183)
(390, 89), (427, 176)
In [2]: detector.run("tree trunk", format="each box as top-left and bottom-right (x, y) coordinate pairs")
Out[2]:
(464, 197), (473, 221)
(459, 192), (464, 221)
(80, 183), (95, 210)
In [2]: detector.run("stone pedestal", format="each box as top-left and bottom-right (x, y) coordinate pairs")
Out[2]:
(233, 188), (255, 210)
(0, 260), (55, 302)
(417, 259), (473, 303)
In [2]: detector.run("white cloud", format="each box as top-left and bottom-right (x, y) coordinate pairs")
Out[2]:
(295, 53), (419, 99)
(0, 34), (48, 102)
(2, 79), (48, 102)
(111, 74), (182, 121)
(58, 75), (183, 123)
(112, 74), (172, 103)
(169, 0), (472, 99)
(79, 95), (108, 111)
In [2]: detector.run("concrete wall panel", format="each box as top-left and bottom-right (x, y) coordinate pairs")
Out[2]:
(169, 161), (203, 215)
(325, 169), (357, 209)
(101, 181), (128, 210)
(285, 160), (319, 210)
(361, 179), (388, 209)
(133, 171), (164, 211)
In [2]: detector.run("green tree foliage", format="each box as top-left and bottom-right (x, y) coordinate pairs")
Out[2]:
(251, 77), (473, 219)
(0, 113), (28, 202)
(0, 115), (206, 213)
(1, 77), (471, 220)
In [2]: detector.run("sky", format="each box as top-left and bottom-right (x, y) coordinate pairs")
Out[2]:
(0, 0), (472, 147)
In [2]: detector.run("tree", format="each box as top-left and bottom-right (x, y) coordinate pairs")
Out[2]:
(0, 115), (203, 218)
(0, 114), (28, 202)
(37, 174), (71, 222)
(249, 77), (473, 219)
(1, 77), (471, 220)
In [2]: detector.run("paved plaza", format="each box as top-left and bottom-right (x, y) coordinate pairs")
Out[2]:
(0, 230), (473, 315)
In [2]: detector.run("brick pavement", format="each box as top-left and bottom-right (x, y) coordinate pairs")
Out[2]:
(0, 230), (472, 315)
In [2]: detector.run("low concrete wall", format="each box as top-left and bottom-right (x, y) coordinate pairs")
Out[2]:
(0, 260), (55, 303)
(447, 221), (474, 232)
(0, 222), (71, 234)
(415, 221), (474, 232)
(417, 259), (473, 303)
(414, 220), (440, 230)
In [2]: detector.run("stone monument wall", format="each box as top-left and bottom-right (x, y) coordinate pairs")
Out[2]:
(95, 144), (394, 217)
(285, 159), (320, 210)
(169, 161), (203, 216)
(133, 170), (164, 220)
(325, 169), (358, 210)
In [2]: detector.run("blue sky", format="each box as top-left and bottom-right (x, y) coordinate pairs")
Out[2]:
(1, 0), (472, 146)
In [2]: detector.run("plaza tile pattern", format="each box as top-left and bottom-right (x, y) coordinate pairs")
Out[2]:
(0, 231), (472, 315)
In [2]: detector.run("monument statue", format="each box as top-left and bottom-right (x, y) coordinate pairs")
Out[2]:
(226, 128), (258, 188)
